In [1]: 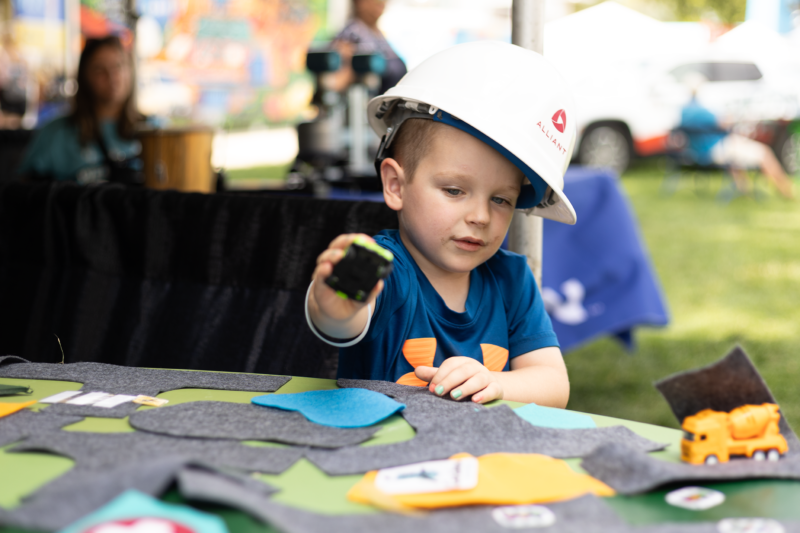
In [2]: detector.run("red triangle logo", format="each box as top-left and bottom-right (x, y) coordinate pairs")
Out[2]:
(552, 109), (566, 133)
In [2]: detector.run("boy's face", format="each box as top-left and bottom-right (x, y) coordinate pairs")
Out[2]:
(385, 126), (522, 276)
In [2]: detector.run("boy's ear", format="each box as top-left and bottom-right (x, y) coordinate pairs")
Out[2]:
(380, 158), (405, 212)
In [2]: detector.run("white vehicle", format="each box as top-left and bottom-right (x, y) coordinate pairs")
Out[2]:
(573, 53), (800, 175)
(544, 4), (800, 175)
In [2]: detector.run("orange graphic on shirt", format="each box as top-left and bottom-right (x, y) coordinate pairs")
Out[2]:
(481, 344), (509, 372)
(396, 338), (436, 386)
(395, 339), (509, 386)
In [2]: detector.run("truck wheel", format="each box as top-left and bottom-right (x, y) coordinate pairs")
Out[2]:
(578, 124), (631, 176)
(704, 455), (719, 465)
(753, 450), (766, 461)
(767, 449), (781, 462)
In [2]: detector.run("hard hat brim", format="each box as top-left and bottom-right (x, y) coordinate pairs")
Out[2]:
(369, 94), (578, 225)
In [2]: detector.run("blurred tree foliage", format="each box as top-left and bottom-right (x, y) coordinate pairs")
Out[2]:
(667, 0), (747, 23)
(576, 0), (747, 23)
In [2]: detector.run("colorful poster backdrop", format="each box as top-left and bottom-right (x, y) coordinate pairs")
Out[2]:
(134, 0), (326, 128)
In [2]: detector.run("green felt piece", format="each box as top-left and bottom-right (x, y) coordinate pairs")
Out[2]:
(0, 385), (31, 396)
(257, 459), (376, 516)
(63, 417), (135, 434)
(271, 376), (339, 395)
(0, 443), (74, 509)
(361, 414), (415, 447)
(0, 377), (82, 412)
(4, 375), (800, 530)
(607, 479), (800, 525)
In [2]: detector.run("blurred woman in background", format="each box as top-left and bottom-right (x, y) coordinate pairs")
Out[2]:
(331, 0), (407, 94)
(17, 35), (143, 184)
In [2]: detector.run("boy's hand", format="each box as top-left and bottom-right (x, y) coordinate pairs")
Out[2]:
(414, 357), (503, 404)
(311, 233), (384, 323)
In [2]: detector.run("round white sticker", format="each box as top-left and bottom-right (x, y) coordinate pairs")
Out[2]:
(718, 518), (785, 533)
(665, 486), (725, 511)
(492, 505), (556, 529)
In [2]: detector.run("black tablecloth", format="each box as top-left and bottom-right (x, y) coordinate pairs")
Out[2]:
(0, 181), (397, 378)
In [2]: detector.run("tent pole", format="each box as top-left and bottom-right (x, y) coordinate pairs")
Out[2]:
(509, 0), (546, 286)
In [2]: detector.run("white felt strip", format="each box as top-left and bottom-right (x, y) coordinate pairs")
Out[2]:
(66, 392), (113, 406)
(93, 394), (138, 408)
(39, 390), (83, 404)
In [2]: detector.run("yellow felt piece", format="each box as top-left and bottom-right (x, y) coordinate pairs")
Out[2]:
(0, 400), (38, 419)
(348, 453), (614, 510)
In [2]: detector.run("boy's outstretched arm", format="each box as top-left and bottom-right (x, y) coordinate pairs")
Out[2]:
(414, 347), (570, 408)
(307, 233), (383, 340)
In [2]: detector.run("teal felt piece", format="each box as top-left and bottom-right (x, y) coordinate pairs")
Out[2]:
(513, 403), (596, 430)
(58, 489), (228, 533)
(252, 388), (405, 428)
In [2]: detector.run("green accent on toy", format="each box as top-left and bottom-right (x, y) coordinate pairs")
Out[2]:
(352, 236), (394, 262)
(336, 291), (348, 300)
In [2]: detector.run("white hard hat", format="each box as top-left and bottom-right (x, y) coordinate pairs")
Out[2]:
(368, 41), (578, 225)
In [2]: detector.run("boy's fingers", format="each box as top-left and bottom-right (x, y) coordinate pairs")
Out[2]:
(447, 372), (490, 401)
(328, 233), (375, 251)
(316, 248), (344, 266)
(472, 382), (503, 404)
(426, 357), (471, 393)
(414, 366), (437, 383)
(312, 263), (333, 284)
(432, 362), (478, 397)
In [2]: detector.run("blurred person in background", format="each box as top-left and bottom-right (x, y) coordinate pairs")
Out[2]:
(679, 74), (794, 199)
(16, 35), (143, 184)
(330, 0), (407, 94)
(0, 31), (30, 129)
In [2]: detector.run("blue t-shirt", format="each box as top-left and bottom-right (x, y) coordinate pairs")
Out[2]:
(17, 116), (142, 183)
(680, 99), (727, 165)
(338, 230), (560, 384)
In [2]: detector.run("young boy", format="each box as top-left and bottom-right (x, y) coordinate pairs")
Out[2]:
(306, 41), (577, 407)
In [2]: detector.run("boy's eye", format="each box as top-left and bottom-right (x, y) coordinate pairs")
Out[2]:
(444, 188), (462, 196)
(491, 197), (510, 206)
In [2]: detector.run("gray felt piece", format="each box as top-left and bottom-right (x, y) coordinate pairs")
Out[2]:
(129, 401), (379, 448)
(0, 355), (291, 418)
(655, 346), (800, 454)
(10, 430), (304, 474)
(337, 378), (489, 430)
(232, 494), (628, 533)
(0, 458), (278, 532)
(581, 442), (800, 495)
(306, 404), (666, 475)
(0, 409), (83, 447)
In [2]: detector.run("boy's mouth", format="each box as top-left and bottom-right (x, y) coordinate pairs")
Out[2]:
(453, 236), (486, 252)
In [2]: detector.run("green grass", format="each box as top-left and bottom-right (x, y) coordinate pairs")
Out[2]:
(565, 159), (800, 429)
(225, 163), (292, 181)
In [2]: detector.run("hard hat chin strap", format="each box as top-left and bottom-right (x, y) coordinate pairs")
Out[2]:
(374, 100), (439, 178)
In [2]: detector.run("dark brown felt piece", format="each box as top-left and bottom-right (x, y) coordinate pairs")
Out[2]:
(581, 443), (800, 495)
(9, 430), (304, 474)
(129, 401), (379, 448)
(0, 356), (291, 418)
(654, 346), (800, 453)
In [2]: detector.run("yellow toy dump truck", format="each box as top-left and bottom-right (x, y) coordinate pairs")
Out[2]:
(681, 403), (788, 465)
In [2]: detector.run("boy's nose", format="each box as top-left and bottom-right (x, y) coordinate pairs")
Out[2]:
(465, 200), (490, 227)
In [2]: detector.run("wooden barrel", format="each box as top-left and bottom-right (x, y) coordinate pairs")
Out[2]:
(139, 128), (214, 193)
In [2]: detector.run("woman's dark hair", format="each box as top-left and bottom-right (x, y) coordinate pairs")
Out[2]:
(72, 35), (138, 146)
